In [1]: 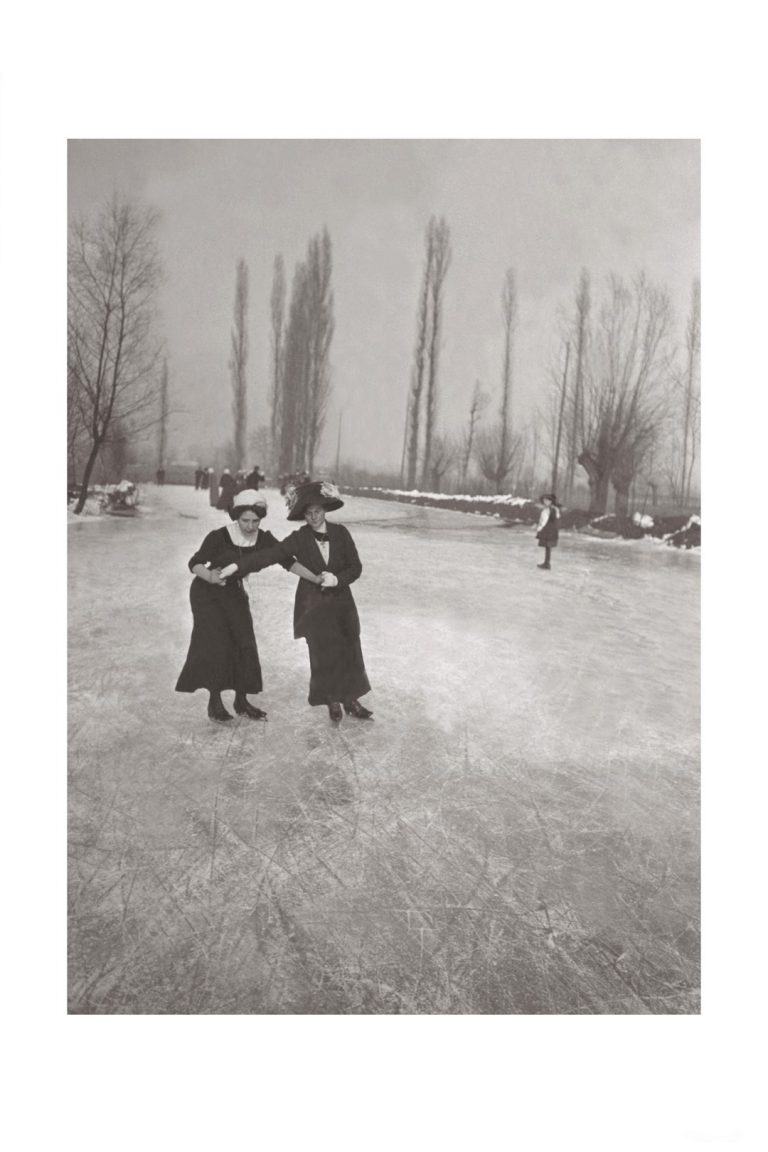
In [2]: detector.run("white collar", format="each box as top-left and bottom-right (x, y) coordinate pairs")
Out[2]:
(227, 522), (260, 547)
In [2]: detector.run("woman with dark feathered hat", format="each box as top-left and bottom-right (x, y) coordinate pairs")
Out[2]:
(175, 489), (323, 722)
(220, 480), (373, 723)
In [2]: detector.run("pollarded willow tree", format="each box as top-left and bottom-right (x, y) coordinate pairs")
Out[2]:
(68, 194), (163, 513)
(578, 272), (672, 516)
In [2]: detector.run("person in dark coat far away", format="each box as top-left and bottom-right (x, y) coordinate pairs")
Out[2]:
(245, 464), (266, 490)
(535, 493), (560, 570)
(218, 479), (372, 724)
(175, 489), (322, 723)
(216, 468), (236, 510)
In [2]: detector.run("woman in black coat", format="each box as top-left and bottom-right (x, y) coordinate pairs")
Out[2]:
(221, 480), (372, 723)
(175, 489), (322, 722)
(215, 469), (236, 511)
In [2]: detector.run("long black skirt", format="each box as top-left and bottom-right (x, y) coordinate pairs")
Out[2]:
(302, 603), (371, 707)
(175, 579), (263, 695)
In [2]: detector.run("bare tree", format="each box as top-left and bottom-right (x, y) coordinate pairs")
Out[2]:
(564, 269), (591, 502)
(247, 423), (272, 469)
(68, 194), (163, 513)
(578, 273), (672, 515)
(229, 258), (249, 472)
(427, 434), (458, 491)
(305, 228), (334, 474)
(679, 278), (701, 505)
(475, 269), (518, 494)
(275, 230), (335, 478)
(421, 217), (452, 487)
(67, 359), (87, 486)
(611, 413), (660, 517)
(460, 380), (489, 489)
(157, 358), (169, 473)
(475, 425), (523, 493)
(551, 341), (570, 492)
(499, 268), (517, 447)
(279, 261), (310, 475)
(269, 255), (286, 470)
(528, 413), (543, 496)
(405, 225), (435, 487)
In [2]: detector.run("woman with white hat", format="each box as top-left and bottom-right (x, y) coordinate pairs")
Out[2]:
(224, 479), (373, 723)
(175, 490), (322, 723)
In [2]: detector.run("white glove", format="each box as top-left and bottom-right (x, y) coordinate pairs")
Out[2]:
(320, 571), (338, 587)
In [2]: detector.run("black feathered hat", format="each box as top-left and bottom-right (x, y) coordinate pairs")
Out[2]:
(285, 480), (344, 521)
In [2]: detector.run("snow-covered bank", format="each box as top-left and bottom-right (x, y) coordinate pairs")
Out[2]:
(342, 486), (701, 549)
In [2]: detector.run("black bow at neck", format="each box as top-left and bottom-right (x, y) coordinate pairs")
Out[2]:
(312, 530), (329, 542)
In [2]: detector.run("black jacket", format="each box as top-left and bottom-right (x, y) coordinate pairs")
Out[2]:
(235, 521), (363, 639)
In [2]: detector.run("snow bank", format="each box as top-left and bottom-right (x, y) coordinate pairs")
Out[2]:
(367, 486), (532, 507)
(342, 486), (701, 548)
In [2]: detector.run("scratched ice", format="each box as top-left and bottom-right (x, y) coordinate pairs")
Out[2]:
(68, 485), (700, 1014)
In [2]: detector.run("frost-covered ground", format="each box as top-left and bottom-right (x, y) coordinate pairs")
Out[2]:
(68, 484), (700, 1014)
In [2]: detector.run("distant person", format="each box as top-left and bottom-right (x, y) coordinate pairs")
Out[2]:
(245, 464), (265, 490)
(194, 468), (201, 490)
(216, 468), (236, 510)
(207, 467), (217, 505)
(175, 490), (323, 723)
(535, 494), (561, 570)
(156, 468), (166, 486)
(200, 468), (210, 491)
(222, 479), (373, 723)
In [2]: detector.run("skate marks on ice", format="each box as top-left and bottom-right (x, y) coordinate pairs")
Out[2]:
(68, 487), (699, 1013)
(69, 709), (699, 1014)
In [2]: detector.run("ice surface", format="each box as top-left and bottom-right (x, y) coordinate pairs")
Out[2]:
(68, 484), (700, 1014)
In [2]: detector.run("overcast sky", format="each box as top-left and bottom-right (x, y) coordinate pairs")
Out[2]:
(68, 139), (699, 472)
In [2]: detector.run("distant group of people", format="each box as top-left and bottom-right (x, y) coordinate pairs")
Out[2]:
(210, 464), (266, 510)
(193, 467), (213, 491)
(278, 471), (310, 496)
(193, 464), (266, 507)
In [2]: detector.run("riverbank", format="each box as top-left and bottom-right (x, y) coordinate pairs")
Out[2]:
(340, 486), (701, 549)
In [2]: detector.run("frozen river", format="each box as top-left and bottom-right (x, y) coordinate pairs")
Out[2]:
(68, 484), (699, 1013)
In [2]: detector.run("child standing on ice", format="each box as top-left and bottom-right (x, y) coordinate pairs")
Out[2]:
(535, 493), (560, 570)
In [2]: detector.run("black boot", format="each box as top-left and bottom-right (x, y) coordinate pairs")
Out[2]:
(344, 698), (373, 720)
(208, 692), (233, 723)
(327, 701), (343, 722)
(234, 693), (267, 720)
